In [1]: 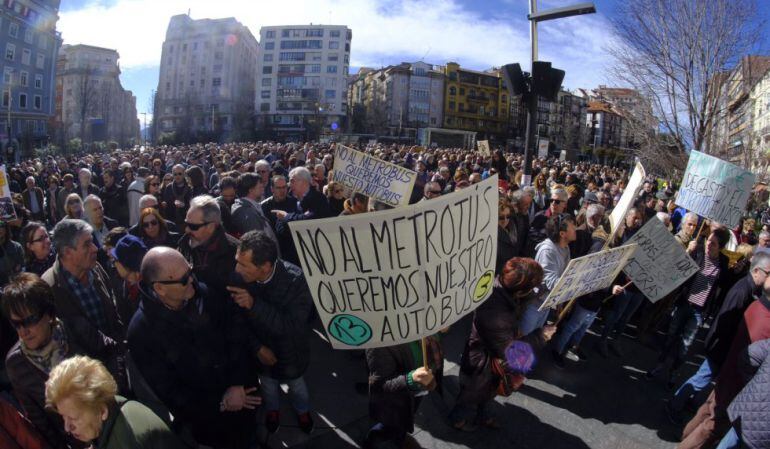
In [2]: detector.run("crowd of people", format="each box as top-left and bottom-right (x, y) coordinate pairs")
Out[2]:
(0, 140), (767, 449)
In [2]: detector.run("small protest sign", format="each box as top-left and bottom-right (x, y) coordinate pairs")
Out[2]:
(477, 140), (491, 157)
(0, 165), (16, 221)
(333, 145), (418, 208)
(538, 244), (638, 311)
(610, 161), (646, 235)
(676, 150), (755, 229)
(622, 218), (699, 303)
(290, 176), (499, 349)
(538, 139), (549, 159)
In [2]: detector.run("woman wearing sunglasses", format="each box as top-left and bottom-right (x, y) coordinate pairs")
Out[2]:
(4, 273), (84, 448)
(136, 208), (180, 249)
(20, 222), (56, 277)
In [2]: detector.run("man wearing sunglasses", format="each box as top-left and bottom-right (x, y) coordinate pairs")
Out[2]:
(525, 188), (569, 258)
(128, 247), (260, 449)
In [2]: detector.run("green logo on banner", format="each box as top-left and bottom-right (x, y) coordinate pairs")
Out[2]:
(328, 314), (373, 346)
(473, 270), (494, 301)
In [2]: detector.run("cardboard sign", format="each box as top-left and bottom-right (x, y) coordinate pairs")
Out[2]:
(559, 150), (567, 162)
(538, 139), (549, 159)
(0, 165), (16, 221)
(538, 244), (638, 311)
(676, 150), (755, 228)
(290, 176), (499, 349)
(477, 140), (491, 157)
(610, 161), (646, 235)
(622, 218), (699, 302)
(333, 145), (418, 208)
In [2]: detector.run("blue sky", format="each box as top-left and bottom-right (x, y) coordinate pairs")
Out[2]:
(56, 0), (769, 125)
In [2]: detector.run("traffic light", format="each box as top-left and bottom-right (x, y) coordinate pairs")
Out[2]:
(501, 63), (528, 96)
(501, 61), (564, 102)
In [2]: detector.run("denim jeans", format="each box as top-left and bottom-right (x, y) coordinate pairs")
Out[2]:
(519, 298), (551, 336)
(600, 289), (644, 341)
(715, 427), (742, 449)
(554, 305), (598, 354)
(658, 302), (704, 371)
(671, 358), (717, 412)
(259, 375), (310, 414)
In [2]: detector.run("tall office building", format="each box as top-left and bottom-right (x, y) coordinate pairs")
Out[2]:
(255, 25), (351, 139)
(1, 0), (61, 159)
(155, 14), (259, 142)
(54, 44), (140, 148)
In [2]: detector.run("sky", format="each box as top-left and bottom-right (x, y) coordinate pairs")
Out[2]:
(56, 0), (769, 125)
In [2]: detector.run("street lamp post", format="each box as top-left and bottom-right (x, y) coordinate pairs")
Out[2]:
(522, 0), (596, 186)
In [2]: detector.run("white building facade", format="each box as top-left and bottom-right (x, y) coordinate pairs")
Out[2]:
(255, 25), (351, 139)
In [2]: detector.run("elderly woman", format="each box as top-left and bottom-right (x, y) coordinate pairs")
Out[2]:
(4, 273), (83, 448)
(135, 208), (180, 249)
(20, 222), (56, 276)
(449, 258), (555, 431)
(325, 181), (346, 216)
(62, 194), (83, 221)
(45, 355), (185, 449)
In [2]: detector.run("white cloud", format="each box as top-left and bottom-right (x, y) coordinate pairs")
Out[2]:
(58, 0), (614, 89)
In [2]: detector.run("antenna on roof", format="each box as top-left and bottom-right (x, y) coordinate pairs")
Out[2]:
(421, 46), (431, 62)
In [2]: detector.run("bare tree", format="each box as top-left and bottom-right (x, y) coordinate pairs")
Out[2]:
(73, 64), (99, 146)
(609, 0), (764, 169)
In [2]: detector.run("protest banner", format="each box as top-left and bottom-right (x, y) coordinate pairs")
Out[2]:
(538, 139), (549, 159)
(477, 140), (491, 157)
(609, 161), (646, 237)
(622, 218), (699, 303)
(290, 176), (499, 349)
(333, 144), (418, 208)
(538, 244), (637, 311)
(0, 165), (16, 221)
(559, 150), (567, 162)
(676, 150), (755, 229)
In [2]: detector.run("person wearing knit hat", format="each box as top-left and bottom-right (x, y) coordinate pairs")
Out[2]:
(110, 234), (148, 322)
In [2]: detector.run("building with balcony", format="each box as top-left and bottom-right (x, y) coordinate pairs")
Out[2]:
(54, 44), (139, 148)
(509, 89), (587, 157)
(750, 66), (770, 177)
(0, 0), (61, 159)
(155, 14), (259, 143)
(255, 24), (351, 140)
(441, 62), (509, 142)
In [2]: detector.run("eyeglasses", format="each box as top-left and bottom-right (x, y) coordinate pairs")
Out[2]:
(30, 233), (49, 243)
(153, 268), (194, 286)
(427, 190), (441, 195)
(758, 268), (770, 276)
(142, 220), (159, 229)
(10, 312), (44, 330)
(173, 172), (184, 177)
(150, 182), (160, 187)
(334, 189), (344, 194)
(551, 199), (562, 205)
(498, 215), (511, 221)
(185, 221), (210, 231)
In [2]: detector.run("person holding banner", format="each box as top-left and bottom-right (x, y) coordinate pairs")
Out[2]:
(449, 258), (554, 431)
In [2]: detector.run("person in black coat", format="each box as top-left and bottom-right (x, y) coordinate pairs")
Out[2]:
(261, 175), (299, 265)
(496, 202), (517, 275)
(127, 247), (259, 449)
(227, 230), (315, 434)
(667, 252), (770, 417)
(99, 169), (129, 226)
(271, 167), (331, 236)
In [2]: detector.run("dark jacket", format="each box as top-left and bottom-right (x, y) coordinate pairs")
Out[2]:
(21, 187), (45, 219)
(495, 226), (517, 276)
(275, 188), (331, 235)
(95, 396), (186, 449)
(705, 274), (761, 369)
(127, 219), (179, 237)
(241, 260), (313, 380)
(177, 226), (238, 293)
(41, 260), (126, 384)
(727, 338), (770, 448)
(161, 183), (191, 229)
(99, 183), (129, 226)
(127, 282), (255, 438)
(261, 195), (299, 265)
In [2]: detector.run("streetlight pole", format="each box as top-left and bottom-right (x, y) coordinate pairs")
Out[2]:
(522, 1), (595, 186)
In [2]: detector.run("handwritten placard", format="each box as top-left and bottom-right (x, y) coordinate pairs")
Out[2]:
(538, 244), (638, 311)
(0, 165), (16, 221)
(333, 145), (417, 208)
(676, 150), (755, 229)
(610, 161), (646, 235)
(622, 218), (699, 302)
(477, 140), (491, 157)
(290, 176), (499, 349)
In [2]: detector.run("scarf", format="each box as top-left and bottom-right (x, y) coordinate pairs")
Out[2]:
(21, 319), (68, 374)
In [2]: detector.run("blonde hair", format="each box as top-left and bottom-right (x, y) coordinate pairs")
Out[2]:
(45, 356), (117, 414)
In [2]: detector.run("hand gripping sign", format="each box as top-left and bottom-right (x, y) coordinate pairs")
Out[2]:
(290, 176), (499, 349)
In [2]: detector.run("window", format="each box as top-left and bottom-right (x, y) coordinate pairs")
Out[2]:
(2, 90), (8, 107)
(3, 68), (12, 83)
(329, 41), (339, 49)
(309, 64), (321, 73)
(262, 66), (272, 74)
(264, 42), (274, 50)
(260, 103), (270, 112)
(449, 86), (456, 95)
(18, 93), (26, 109)
(212, 77), (221, 87)
(279, 52), (305, 61)
(307, 29), (323, 37)
(19, 71), (27, 87)
(8, 23), (18, 38)
(326, 65), (337, 73)
(213, 64), (222, 73)
(325, 89), (335, 99)
(38, 35), (47, 50)
(265, 30), (275, 39)
(261, 90), (271, 99)
(33, 95), (41, 110)
(214, 51), (223, 60)
(182, 43), (187, 51)
(449, 101), (455, 111)
(22, 48), (30, 65)
(328, 54), (338, 61)
(262, 78), (272, 87)
(5, 43), (15, 61)
(263, 54), (273, 62)
(330, 30), (340, 38)
(24, 29), (33, 44)
(459, 87), (465, 95)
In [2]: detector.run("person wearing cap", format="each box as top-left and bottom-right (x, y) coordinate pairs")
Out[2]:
(111, 235), (149, 324)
